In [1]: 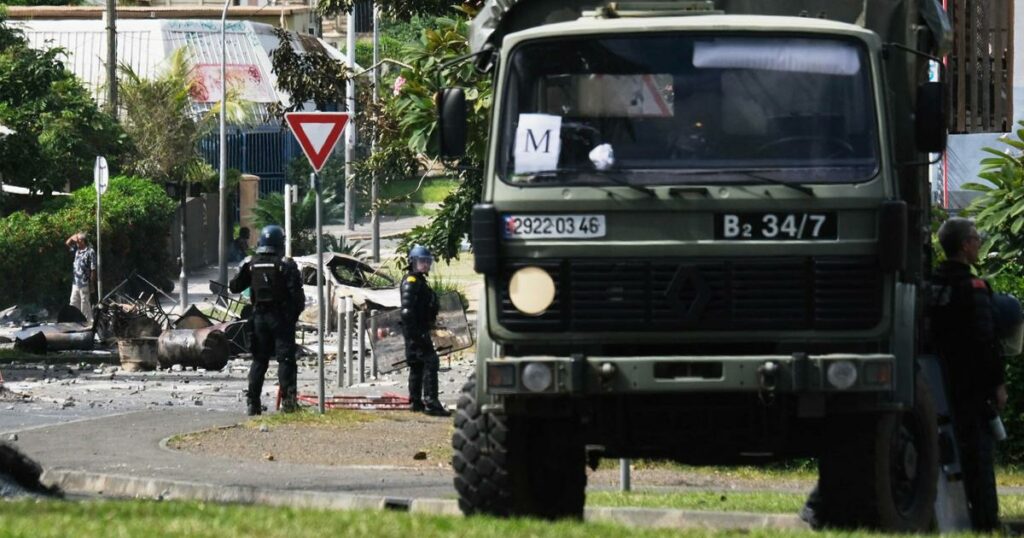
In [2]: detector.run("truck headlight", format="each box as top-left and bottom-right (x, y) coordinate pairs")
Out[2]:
(509, 266), (555, 316)
(826, 361), (858, 390)
(522, 362), (553, 392)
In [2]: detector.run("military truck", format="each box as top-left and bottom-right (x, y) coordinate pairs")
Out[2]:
(437, 0), (951, 530)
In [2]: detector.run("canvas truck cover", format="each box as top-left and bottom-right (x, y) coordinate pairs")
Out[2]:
(470, 0), (950, 56)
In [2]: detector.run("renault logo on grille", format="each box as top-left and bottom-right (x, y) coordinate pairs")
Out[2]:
(665, 264), (711, 325)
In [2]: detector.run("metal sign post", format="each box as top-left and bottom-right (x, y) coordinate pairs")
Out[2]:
(312, 172), (325, 414)
(93, 156), (109, 302)
(284, 112), (350, 414)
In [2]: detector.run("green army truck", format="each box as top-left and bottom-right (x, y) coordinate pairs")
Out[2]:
(438, 0), (951, 530)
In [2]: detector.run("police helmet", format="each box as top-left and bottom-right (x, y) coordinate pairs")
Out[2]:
(256, 225), (285, 254)
(408, 245), (433, 269)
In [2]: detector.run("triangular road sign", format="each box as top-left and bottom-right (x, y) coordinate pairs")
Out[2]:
(285, 112), (351, 172)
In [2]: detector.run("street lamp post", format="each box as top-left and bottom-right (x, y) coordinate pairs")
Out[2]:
(218, 0), (230, 288)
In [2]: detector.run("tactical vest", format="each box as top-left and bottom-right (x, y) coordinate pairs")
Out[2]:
(251, 257), (286, 305)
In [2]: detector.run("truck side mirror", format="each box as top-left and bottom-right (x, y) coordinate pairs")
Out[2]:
(436, 88), (467, 159)
(915, 82), (947, 153)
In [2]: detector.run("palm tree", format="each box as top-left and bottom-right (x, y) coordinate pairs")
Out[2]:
(118, 47), (255, 306)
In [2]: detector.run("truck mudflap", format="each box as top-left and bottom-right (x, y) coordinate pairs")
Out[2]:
(484, 353), (895, 395)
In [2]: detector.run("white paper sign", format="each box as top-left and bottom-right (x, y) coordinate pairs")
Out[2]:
(514, 114), (562, 174)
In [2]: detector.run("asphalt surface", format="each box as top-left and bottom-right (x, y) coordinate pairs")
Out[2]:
(11, 408), (455, 499)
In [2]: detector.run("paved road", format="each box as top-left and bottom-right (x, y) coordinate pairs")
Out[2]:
(12, 408), (456, 499)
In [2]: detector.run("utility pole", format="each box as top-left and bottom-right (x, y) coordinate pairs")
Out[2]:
(344, 10), (357, 231)
(105, 0), (117, 114)
(371, 3), (380, 262)
(217, 0), (231, 288)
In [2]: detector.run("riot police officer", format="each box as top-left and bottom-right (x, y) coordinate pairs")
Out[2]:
(931, 217), (1007, 532)
(401, 245), (449, 417)
(229, 225), (305, 416)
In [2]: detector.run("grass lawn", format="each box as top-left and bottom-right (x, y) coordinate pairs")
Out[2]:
(379, 178), (459, 204)
(0, 498), (996, 538)
(588, 490), (1024, 520)
(243, 408), (382, 429)
(358, 177), (459, 218)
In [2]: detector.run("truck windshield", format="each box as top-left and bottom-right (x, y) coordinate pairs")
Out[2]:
(499, 34), (879, 186)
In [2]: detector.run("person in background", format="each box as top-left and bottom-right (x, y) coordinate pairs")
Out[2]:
(229, 226), (251, 263)
(64, 231), (96, 321)
(229, 225), (305, 415)
(931, 217), (1006, 532)
(401, 245), (449, 417)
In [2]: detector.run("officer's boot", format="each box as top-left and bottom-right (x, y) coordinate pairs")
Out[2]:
(247, 358), (269, 415)
(280, 385), (299, 413)
(408, 362), (425, 412)
(246, 393), (262, 416)
(278, 358), (299, 413)
(422, 366), (450, 417)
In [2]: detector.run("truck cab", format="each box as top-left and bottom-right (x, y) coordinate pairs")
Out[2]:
(444, 0), (949, 530)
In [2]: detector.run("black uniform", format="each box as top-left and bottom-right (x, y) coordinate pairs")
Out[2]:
(400, 270), (442, 413)
(930, 260), (1005, 531)
(229, 253), (305, 413)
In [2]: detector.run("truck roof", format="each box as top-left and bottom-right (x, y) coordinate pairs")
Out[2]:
(470, 0), (950, 55)
(500, 14), (880, 48)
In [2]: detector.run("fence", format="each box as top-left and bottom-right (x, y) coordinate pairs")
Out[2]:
(199, 126), (305, 221)
(946, 0), (1015, 134)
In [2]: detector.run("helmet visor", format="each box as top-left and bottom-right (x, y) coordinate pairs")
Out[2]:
(413, 256), (434, 272)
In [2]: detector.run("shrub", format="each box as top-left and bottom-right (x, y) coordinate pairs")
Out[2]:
(0, 176), (176, 309)
(987, 267), (1024, 464)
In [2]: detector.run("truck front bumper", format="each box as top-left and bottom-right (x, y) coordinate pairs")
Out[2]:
(485, 353), (895, 395)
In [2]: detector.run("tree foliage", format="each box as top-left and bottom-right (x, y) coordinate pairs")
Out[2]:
(118, 48), (212, 187)
(0, 10), (128, 197)
(266, 8), (492, 261)
(963, 121), (1024, 273)
(268, 28), (349, 117)
(393, 13), (492, 261)
(0, 176), (175, 307)
(316, 0), (482, 21)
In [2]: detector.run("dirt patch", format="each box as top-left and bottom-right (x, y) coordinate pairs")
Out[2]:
(169, 412), (815, 493)
(169, 411), (453, 468)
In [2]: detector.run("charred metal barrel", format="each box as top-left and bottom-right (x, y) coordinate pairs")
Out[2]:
(14, 324), (94, 353)
(157, 327), (229, 371)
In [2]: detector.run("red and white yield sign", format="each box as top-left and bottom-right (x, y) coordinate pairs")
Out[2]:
(285, 112), (351, 172)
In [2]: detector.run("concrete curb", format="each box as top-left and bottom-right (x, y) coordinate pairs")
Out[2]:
(584, 506), (808, 531)
(41, 469), (397, 511)
(39, 468), (808, 531)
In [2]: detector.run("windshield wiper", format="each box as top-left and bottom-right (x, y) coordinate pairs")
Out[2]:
(592, 170), (656, 197)
(517, 169), (655, 197)
(732, 170), (815, 197)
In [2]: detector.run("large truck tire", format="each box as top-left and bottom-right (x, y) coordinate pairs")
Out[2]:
(818, 373), (938, 531)
(452, 374), (586, 519)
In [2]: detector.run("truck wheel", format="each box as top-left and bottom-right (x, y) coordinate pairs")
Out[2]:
(818, 373), (938, 531)
(452, 375), (586, 519)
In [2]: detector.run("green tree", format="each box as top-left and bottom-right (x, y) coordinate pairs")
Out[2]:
(0, 9), (128, 198)
(118, 47), (213, 188)
(268, 27), (350, 117)
(394, 12), (492, 261)
(316, 0), (481, 21)
(963, 121), (1024, 273)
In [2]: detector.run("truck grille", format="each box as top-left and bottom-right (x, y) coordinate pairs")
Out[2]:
(498, 257), (882, 332)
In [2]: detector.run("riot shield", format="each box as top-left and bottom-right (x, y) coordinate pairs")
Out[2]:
(369, 291), (473, 375)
